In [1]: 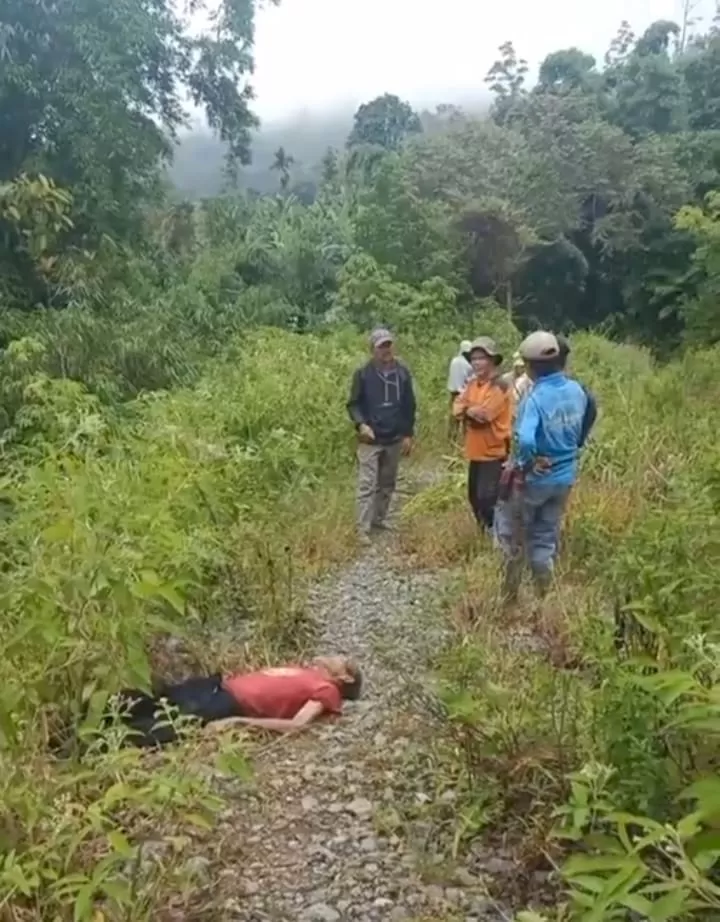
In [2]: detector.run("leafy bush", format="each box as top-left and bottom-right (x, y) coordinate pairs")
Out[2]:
(400, 334), (720, 919)
(5, 10), (720, 921)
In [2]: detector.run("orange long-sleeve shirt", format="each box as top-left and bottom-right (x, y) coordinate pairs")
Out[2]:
(452, 376), (512, 461)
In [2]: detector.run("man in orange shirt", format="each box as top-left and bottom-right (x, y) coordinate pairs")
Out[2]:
(453, 337), (512, 532)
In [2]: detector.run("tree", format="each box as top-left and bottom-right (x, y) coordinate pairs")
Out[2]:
(537, 48), (598, 94)
(333, 252), (457, 334)
(681, 13), (720, 131)
(320, 148), (340, 186)
(271, 147), (295, 192)
(346, 94), (423, 152)
(352, 155), (456, 286)
(635, 20), (681, 56)
(404, 116), (579, 239)
(398, 66), (701, 341)
(315, 147), (342, 204)
(680, 0), (701, 51)
(485, 41), (528, 125)
(161, 202), (197, 257)
(515, 237), (589, 330)
(675, 191), (720, 345)
(419, 104), (466, 134)
(604, 21), (636, 69)
(0, 173), (74, 303)
(0, 0), (273, 249)
(457, 200), (536, 318)
(609, 21), (687, 137)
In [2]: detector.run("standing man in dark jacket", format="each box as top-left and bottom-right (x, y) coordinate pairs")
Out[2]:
(347, 328), (416, 540)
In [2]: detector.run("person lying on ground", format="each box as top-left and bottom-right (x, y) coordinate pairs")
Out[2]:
(101, 656), (363, 748)
(208, 655), (362, 734)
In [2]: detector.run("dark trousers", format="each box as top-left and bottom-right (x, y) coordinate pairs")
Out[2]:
(113, 676), (243, 748)
(157, 675), (243, 723)
(467, 459), (505, 531)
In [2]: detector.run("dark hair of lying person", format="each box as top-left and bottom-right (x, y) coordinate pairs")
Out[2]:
(340, 667), (363, 701)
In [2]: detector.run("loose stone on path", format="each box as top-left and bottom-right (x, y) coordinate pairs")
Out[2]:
(206, 474), (508, 922)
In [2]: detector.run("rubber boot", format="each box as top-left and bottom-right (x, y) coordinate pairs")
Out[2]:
(501, 557), (523, 609)
(532, 567), (552, 599)
(530, 567), (553, 622)
(372, 519), (394, 533)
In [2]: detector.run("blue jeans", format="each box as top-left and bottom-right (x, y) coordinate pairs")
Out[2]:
(494, 482), (571, 596)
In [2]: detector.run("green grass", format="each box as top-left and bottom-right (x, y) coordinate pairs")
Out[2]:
(0, 321), (472, 921)
(2, 320), (720, 921)
(397, 335), (720, 920)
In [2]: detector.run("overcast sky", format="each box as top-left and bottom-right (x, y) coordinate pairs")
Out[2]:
(250, 0), (715, 122)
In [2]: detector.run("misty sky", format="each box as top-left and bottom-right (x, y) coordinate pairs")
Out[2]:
(250, 0), (715, 121)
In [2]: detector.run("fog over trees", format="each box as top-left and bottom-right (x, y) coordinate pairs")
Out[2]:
(169, 96), (490, 199)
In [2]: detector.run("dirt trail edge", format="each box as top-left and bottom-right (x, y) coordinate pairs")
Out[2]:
(209, 475), (511, 922)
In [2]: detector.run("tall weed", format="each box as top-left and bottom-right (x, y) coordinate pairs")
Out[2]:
(401, 335), (720, 919)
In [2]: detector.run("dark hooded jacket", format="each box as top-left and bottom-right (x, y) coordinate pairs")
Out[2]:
(347, 361), (416, 445)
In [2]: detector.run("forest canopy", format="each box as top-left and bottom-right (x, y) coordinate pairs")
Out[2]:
(2, 5), (720, 353)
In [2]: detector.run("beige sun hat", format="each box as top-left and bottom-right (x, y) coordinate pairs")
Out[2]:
(469, 336), (503, 364)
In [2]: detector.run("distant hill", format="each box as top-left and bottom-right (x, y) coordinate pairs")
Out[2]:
(169, 110), (353, 200)
(169, 95), (490, 200)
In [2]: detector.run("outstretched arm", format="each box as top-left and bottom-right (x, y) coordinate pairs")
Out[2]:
(204, 699), (326, 734)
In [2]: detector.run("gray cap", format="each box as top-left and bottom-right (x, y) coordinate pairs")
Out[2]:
(370, 327), (394, 348)
(460, 339), (472, 354)
(469, 336), (503, 364)
(519, 331), (560, 362)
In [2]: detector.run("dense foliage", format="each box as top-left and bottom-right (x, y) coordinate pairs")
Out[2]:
(1, 2), (720, 920)
(0, 0), (274, 302)
(5, 13), (720, 350)
(400, 337), (720, 921)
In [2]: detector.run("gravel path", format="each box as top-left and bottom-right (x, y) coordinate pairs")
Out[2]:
(208, 519), (511, 922)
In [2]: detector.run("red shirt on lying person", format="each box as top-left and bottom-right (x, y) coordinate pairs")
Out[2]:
(223, 667), (343, 720)
(215, 656), (362, 733)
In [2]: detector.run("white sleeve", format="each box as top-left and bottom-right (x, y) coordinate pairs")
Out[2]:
(516, 375), (533, 401)
(447, 358), (467, 392)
